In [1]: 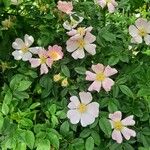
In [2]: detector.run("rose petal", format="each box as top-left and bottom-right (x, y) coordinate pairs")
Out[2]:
(12, 50), (23, 60)
(104, 65), (118, 77)
(112, 129), (123, 144)
(68, 96), (80, 109)
(22, 52), (32, 61)
(87, 102), (99, 117)
(24, 34), (34, 47)
(121, 127), (136, 140)
(92, 64), (104, 73)
(88, 81), (101, 92)
(12, 38), (25, 49)
(30, 58), (41, 68)
(144, 34), (150, 45)
(79, 92), (92, 104)
(67, 109), (81, 124)
(71, 48), (85, 59)
(129, 25), (139, 37)
(85, 71), (96, 81)
(84, 44), (96, 55)
(121, 115), (135, 126)
(102, 78), (114, 92)
(66, 39), (78, 52)
(40, 64), (48, 75)
(109, 111), (122, 121)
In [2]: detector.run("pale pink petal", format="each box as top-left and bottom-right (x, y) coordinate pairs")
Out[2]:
(12, 38), (25, 49)
(131, 35), (142, 43)
(121, 127), (136, 140)
(84, 32), (96, 44)
(24, 34), (34, 47)
(71, 48), (85, 59)
(67, 110), (81, 124)
(109, 120), (114, 128)
(97, 0), (106, 8)
(121, 115), (135, 126)
(87, 102), (99, 117)
(135, 18), (148, 29)
(91, 64), (104, 73)
(88, 81), (101, 92)
(79, 92), (92, 104)
(85, 71), (96, 81)
(80, 112), (95, 127)
(66, 39), (78, 52)
(85, 26), (93, 32)
(29, 47), (40, 54)
(111, 0), (118, 6)
(109, 111), (122, 121)
(67, 29), (77, 36)
(146, 21), (150, 33)
(22, 52), (32, 61)
(46, 58), (53, 68)
(102, 78), (114, 92)
(12, 50), (23, 60)
(112, 130), (123, 144)
(104, 66), (118, 77)
(107, 3), (115, 13)
(30, 58), (41, 68)
(68, 96), (80, 109)
(84, 44), (96, 55)
(40, 64), (48, 75)
(129, 25), (139, 37)
(144, 34), (150, 45)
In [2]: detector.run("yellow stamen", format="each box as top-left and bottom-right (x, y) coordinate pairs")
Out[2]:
(49, 51), (59, 60)
(78, 39), (85, 49)
(106, 0), (111, 3)
(40, 56), (46, 64)
(113, 121), (123, 131)
(61, 78), (69, 87)
(138, 28), (146, 36)
(78, 103), (87, 113)
(21, 46), (29, 53)
(53, 73), (62, 82)
(96, 73), (105, 81)
(77, 27), (85, 36)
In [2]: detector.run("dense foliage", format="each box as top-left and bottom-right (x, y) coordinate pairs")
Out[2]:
(0, 0), (150, 149)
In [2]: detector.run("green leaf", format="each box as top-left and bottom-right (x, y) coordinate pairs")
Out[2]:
(13, 91), (29, 100)
(80, 129), (91, 138)
(17, 80), (32, 91)
(108, 101), (118, 112)
(0, 115), (4, 130)
(61, 65), (70, 77)
(91, 130), (101, 146)
(4, 89), (12, 105)
(85, 136), (94, 150)
(108, 56), (119, 66)
(48, 133), (59, 149)
(60, 121), (69, 136)
(19, 118), (33, 127)
(48, 104), (56, 115)
(30, 102), (41, 109)
(99, 117), (112, 137)
(2, 103), (9, 115)
(25, 130), (35, 149)
(36, 139), (50, 150)
(119, 85), (134, 98)
(15, 143), (27, 150)
(74, 67), (86, 75)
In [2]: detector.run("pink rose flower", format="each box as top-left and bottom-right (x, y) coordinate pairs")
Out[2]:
(129, 18), (150, 45)
(97, 0), (118, 13)
(47, 45), (63, 61)
(30, 48), (52, 75)
(67, 91), (99, 127)
(109, 111), (136, 144)
(66, 32), (96, 59)
(86, 63), (118, 92)
(57, 1), (73, 14)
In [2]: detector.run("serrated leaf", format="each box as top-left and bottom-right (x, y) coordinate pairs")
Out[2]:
(119, 85), (134, 98)
(36, 139), (50, 150)
(61, 65), (70, 77)
(25, 130), (35, 149)
(17, 80), (32, 91)
(74, 67), (86, 75)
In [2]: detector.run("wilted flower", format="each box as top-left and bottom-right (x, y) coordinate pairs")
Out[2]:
(12, 34), (39, 61)
(67, 26), (93, 38)
(109, 111), (136, 144)
(67, 91), (99, 127)
(97, 0), (118, 13)
(47, 45), (63, 61)
(1, 17), (13, 30)
(61, 78), (69, 87)
(57, 1), (73, 14)
(66, 32), (96, 59)
(86, 63), (118, 92)
(63, 14), (84, 30)
(30, 48), (52, 75)
(53, 73), (63, 82)
(129, 18), (150, 45)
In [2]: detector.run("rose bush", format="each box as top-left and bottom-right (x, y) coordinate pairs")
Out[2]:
(0, 0), (150, 149)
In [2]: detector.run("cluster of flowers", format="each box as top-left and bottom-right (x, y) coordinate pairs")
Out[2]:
(11, 0), (150, 144)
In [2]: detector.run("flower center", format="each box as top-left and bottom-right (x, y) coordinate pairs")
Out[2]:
(78, 103), (87, 113)
(113, 121), (123, 131)
(138, 28), (146, 36)
(106, 0), (111, 3)
(78, 39), (85, 49)
(40, 56), (46, 64)
(21, 46), (29, 53)
(96, 73), (105, 81)
(48, 51), (59, 60)
(77, 27), (85, 36)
